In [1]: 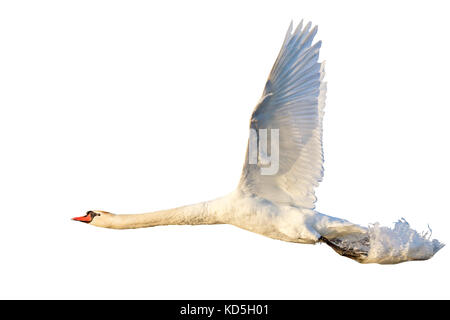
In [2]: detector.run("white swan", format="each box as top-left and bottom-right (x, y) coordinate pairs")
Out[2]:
(73, 21), (443, 264)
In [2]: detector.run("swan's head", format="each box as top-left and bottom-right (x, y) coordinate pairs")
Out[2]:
(72, 210), (114, 227)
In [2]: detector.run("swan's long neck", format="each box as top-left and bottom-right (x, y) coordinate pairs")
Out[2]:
(92, 201), (223, 229)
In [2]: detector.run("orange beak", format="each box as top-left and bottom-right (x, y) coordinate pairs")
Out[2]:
(72, 212), (93, 223)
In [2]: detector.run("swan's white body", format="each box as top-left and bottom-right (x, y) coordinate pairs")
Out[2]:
(75, 21), (443, 264)
(90, 191), (364, 245)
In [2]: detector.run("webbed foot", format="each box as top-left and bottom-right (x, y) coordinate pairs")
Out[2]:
(319, 236), (370, 263)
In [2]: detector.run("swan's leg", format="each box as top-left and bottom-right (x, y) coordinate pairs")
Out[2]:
(319, 236), (370, 263)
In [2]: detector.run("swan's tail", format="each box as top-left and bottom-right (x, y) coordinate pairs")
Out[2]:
(318, 217), (444, 264)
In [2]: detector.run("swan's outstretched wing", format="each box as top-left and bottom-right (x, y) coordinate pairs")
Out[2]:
(239, 21), (326, 209)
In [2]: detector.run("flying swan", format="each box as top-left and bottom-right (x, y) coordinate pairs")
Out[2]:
(73, 21), (443, 264)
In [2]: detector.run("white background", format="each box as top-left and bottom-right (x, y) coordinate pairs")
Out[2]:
(0, 0), (449, 299)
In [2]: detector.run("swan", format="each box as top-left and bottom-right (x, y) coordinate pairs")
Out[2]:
(73, 21), (443, 264)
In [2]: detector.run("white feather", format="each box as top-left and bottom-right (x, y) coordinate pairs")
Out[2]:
(239, 21), (326, 209)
